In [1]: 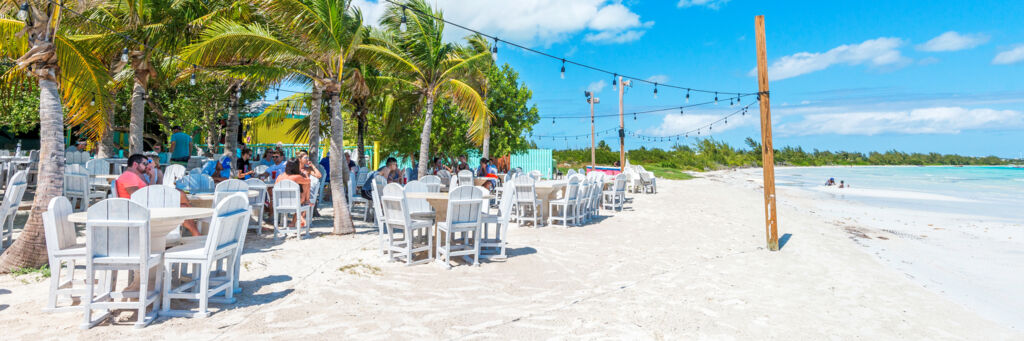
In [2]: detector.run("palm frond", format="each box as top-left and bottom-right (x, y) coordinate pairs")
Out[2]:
(180, 19), (305, 67)
(54, 34), (113, 140)
(439, 78), (491, 145)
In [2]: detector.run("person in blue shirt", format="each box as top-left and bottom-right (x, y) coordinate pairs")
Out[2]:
(169, 126), (192, 162)
(202, 152), (233, 181)
(264, 151), (287, 178)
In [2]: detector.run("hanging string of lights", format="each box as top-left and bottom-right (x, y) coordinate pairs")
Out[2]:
(385, 0), (754, 96)
(541, 91), (757, 120)
(623, 101), (759, 142)
(531, 127), (619, 139)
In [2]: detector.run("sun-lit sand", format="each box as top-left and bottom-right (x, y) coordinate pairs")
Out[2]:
(1, 173), (1020, 339)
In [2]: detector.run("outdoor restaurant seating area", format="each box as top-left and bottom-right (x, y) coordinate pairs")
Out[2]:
(0, 146), (660, 329)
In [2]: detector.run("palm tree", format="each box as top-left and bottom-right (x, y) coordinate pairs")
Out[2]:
(0, 1), (112, 271)
(460, 34), (494, 158)
(358, 0), (490, 178)
(182, 0), (366, 234)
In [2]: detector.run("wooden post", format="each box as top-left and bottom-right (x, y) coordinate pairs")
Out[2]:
(618, 76), (625, 170)
(755, 15), (779, 251)
(590, 96), (597, 170)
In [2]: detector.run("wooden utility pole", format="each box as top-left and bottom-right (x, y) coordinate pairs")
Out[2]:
(755, 15), (779, 251)
(617, 76), (626, 169)
(589, 95), (599, 170)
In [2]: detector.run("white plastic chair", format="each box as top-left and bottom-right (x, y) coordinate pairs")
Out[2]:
(638, 168), (657, 193)
(403, 180), (435, 221)
(437, 186), (484, 268)
(163, 164), (186, 185)
(85, 159), (110, 189)
(244, 178), (268, 235)
(437, 169), (452, 187)
(420, 175), (442, 192)
(549, 178), (580, 227)
(0, 170), (28, 247)
(457, 170), (474, 187)
(42, 196), (88, 312)
(369, 176), (389, 256)
(603, 173), (627, 211)
(574, 181), (592, 224)
(513, 174), (541, 227)
(161, 194), (250, 318)
(348, 171), (371, 221)
(81, 199), (162, 329)
(481, 181), (514, 259)
(565, 169), (576, 178)
(379, 183), (432, 265)
(272, 179), (311, 239)
(214, 179), (249, 206)
(180, 173), (215, 194)
(63, 164), (93, 211)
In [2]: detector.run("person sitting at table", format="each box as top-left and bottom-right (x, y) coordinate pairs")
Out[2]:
(118, 154), (200, 236)
(276, 158), (312, 227)
(237, 148), (255, 180)
(264, 151), (287, 179)
(296, 150), (322, 180)
(203, 152), (233, 181)
(65, 140), (87, 153)
(360, 157), (399, 201)
(260, 149), (277, 167)
(430, 157), (451, 175)
(144, 155), (163, 185)
(475, 158), (498, 190)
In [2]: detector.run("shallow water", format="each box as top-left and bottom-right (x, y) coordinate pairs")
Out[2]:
(775, 166), (1024, 222)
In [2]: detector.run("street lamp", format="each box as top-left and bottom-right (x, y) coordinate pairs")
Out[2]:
(585, 91), (599, 169)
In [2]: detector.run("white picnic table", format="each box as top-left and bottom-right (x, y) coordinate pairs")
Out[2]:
(405, 191), (494, 221)
(534, 180), (567, 220)
(186, 190), (260, 208)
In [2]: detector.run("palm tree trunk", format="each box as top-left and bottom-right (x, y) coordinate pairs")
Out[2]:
(0, 78), (64, 271)
(97, 97), (115, 158)
(417, 93), (436, 178)
(309, 88), (322, 160)
(225, 85), (240, 163)
(329, 93), (355, 234)
(128, 79), (146, 155)
(205, 112), (220, 156)
(482, 129), (491, 159)
(356, 108), (367, 167)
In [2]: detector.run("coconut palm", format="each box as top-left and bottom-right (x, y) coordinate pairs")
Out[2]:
(0, 1), (112, 271)
(460, 34), (494, 158)
(182, 0), (366, 234)
(358, 0), (490, 178)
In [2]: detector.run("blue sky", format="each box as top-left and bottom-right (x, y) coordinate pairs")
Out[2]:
(280, 0), (1024, 158)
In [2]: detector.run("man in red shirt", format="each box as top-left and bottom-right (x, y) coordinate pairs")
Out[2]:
(116, 154), (150, 198)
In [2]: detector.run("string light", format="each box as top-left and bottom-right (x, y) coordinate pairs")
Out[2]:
(399, 6), (408, 33)
(714, 92), (718, 105)
(90, 94), (95, 106)
(612, 74), (617, 88)
(560, 59), (565, 79)
(685, 89), (690, 103)
(120, 48), (129, 63)
(17, 2), (28, 21)
(491, 37), (498, 62)
(653, 83), (658, 99)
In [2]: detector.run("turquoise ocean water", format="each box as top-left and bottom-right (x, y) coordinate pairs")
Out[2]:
(774, 166), (1024, 222)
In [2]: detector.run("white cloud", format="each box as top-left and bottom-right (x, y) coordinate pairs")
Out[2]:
(777, 107), (1023, 136)
(352, 0), (652, 46)
(992, 45), (1024, 65)
(645, 74), (670, 84)
(648, 113), (754, 136)
(677, 0), (730, 10)
(750, 37), (909, 80)
(587, 80), (607, 94)
(917, 31), (989, 52)
(918, 56), (940, 65)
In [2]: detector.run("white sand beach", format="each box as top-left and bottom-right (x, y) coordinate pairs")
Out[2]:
(1, 172), (1021, 339)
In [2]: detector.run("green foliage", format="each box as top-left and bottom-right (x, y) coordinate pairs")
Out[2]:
(0, 78), (40, 135)
(483, 64), (539, 156)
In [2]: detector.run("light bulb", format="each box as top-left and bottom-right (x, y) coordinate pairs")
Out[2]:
(399, 8), (408, 33)
(120, 48), (130, 63)
(17, 2), (29, 21)
(491, 38), (498, 62)
(90, 94), (95, 106)
(190, 73), (196, 86)
(685, 90), (690, 103)
(714, 92), (718, 105)
(560, 60), (565, 79)
(653, 84), (658, 99)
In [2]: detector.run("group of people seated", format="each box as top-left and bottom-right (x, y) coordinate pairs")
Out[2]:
(114, 154), (200, 236)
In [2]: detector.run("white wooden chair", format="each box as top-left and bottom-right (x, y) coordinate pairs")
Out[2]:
(457, 170), (474, 187)
(130, 184), (188, 244)
(81, 199), (162, 329)
(379, 183), (433, 265)
(403, 180), (436, 221)
(63, 164), (94, 211)
(85, 159), (111, 190)
(565, 169), (576, 178)
(603, 173), (627, 211)
(253, 164), (269, 178)
(42, 196), (88, 312)
(436, 186), (484, 268)
(638, 168), (657, 193)
(513, 174), (541, 227)
(549, 178), (580, 227)
(25, 150), (39, 184)
(214, 179), (249, 206)
(420, 175), (442, 192)
(272, 179), (310, 239)
(180, 173), (215, 194)
(161, 194), (250, 318)
(163, 164), (186, 186)
(574, 181), (593, 224)
(348, 170), (371, 221)
(437, 169), (452, 188)
(481, 181), (514, 259)
(244, 178), (268, 235)
(369, 176), (389, 255)
(1, 170), (28, 247)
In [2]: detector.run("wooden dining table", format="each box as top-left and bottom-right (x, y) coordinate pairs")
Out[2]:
(533, 180), (567, 220)
(186, 190), (260, 208)
(405, 191), (494, 221)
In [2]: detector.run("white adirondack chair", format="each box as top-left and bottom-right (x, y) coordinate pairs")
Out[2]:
(130, 184), (188, 244)
(603, 173), (627, 211)
(244, 178), (268, 235)
(214, 179), (249, 206)
(420, 175), (442, 192)
(85, 159), (110, 189)
(436, 186), (484, 268)
(161, 194), (250, 318)
(370, 176), (389, 255)
(513, 174), (541, 226)
(1, 170), (28, 247)
(81, 199), (162, 329)
(565, 169), (576, 178)
(549, 178), (580, 227)
(457, 169), (474, 186)
(180, 173), (215, 194)
(379, 183), (432, 265)
(42, 196), (88, 312)
(163, 164), (186, 186)
(481, 181), (515, 259)
(348, 170), (371, 221)
(403, 180), (436, 221)
(63, 164), (93, 211)
(575, 181), (593, 224)
(638, 167), (657, 193)
(437, 169), (452, 188)
(272, 179), (311, 239)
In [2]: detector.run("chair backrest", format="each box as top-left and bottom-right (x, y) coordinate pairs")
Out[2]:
(356, 167), (370, 186)
(569, 173), (585, 184)
(497, 181), (516, 220)
(403, 180), (431, 213)
(566, 169), (576, 178)
(370, 174), (387, 226)
(437, 169), (452, 186)
(614, 173), (627, 191)
(379, 183), (411, 229)
(215, 179), (249, 205)
(564, 178), (580, 201)
(420, 175), (441, 192)
(253, 164), (269, 176)
(163, 164), (186, 185)
(513, 174), (536, 203)
(457, 170), (474, 186)
(308, 176), (322, 207)
(42, 196), (78, 257)
(272, 179), (302, 208)
(85, 159), (110, 175)
(85, 198), (150, 261)
(179, 173), (215, 193)
(63, 164), (90, 197)
(187, 157), (208, 170)
(244, 178), (268, 204)
(202, 194), (250, 261)
(130, 184), (180, 209)
(639, 169), (652, 182)
(529, 170), (542, 181)
(28, 150), (39, 162)
(4, 170), (28, 212)
(0, 150), (8, 157)
(445, 186), (483, 228)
